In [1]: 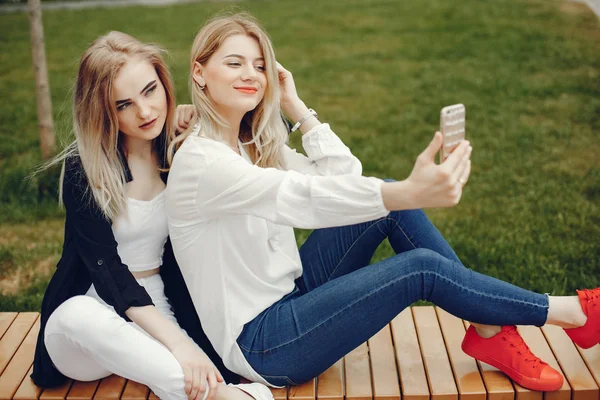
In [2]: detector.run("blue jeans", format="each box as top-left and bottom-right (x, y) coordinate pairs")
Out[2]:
(236, 209), (549, 386)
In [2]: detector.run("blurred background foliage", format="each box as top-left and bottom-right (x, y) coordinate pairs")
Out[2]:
(0, 0), (599, 311)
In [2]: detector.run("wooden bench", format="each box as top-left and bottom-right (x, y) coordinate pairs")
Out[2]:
(1, 307), (600, 400)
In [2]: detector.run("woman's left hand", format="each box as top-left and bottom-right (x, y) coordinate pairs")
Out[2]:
(174, 104), (195, 134)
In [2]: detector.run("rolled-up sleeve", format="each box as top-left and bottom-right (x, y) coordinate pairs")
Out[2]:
(62, 159), (153, 319)
(283, 123), (362, 176)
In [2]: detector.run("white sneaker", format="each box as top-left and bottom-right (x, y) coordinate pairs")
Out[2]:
(228, 382), (274, 400)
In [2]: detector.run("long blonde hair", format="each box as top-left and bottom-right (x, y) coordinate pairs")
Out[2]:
(169, 12), (287, 168)
(46, 31), (176, 220)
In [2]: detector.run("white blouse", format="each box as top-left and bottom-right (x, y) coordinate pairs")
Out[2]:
(166, 123), (389, 385)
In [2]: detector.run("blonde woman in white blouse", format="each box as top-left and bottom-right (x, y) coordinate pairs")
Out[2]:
(167, 13), (600, 393)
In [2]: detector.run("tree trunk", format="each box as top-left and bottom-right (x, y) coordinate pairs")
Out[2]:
(28, 0), (56, 160)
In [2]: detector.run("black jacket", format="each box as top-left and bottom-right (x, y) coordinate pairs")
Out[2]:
(31, 154), (238, 387)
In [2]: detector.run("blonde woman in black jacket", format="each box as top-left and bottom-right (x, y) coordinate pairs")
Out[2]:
(31, 31), (271, 400)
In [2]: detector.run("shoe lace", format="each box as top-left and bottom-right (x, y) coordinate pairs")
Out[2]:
(580, 288), (600, 305)
(502, 326), (544, 368)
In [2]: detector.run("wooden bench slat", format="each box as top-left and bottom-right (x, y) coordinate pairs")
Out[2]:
(506, 325), (540, 400)
(0, 314), (18, 341)
(316, 359), (343, 400)
(344, 342), (372, 400)
(119, 380), (148, 400)
(13, 365), (42, 400)
(517, 325), (570, 400)
(368, 325), (400, 399)
(471, 355), (515, 400)
(287, 378), (315, 400)
(269, 386), (288, 400)
(40, 379), (73, 400)
(147, 392), (158, 400)
(0, 316), (40, 400)
(0, 313), (38, 376)
(413, 307), (457, 400)
(390, 309), (429, 400)
(66, 380), (99, 400)
(511, 374), (540, 400)
(93, 375), (125, 399)
(576, 344), (600, 389)
(462, 322), (514, 400)
(541, 325), (598, 400)
(435, 308), (486, 400)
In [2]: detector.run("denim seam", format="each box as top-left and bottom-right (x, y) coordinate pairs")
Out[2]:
(327, 217), (389, 281)
(240, 270), (548, 354)
(390, 218), (418, 249)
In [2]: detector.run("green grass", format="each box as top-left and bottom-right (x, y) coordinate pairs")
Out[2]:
(0, 0), (599, 311)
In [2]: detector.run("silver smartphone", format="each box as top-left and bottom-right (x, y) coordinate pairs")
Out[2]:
(439, 104), (466, 163)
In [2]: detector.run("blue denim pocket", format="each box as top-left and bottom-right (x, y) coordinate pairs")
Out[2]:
(260, 374), (300, 386)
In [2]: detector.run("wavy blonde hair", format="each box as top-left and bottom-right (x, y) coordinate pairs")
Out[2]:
(45, 31), (176, 220)
(169, 12), (287, 168)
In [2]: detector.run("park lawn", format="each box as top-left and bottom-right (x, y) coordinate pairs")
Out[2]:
(0, 0), (599, 311)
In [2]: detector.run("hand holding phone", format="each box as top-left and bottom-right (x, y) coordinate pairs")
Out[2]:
(439, 104), (466, 163)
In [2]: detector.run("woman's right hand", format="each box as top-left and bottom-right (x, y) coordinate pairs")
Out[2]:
(174, 104), (195, 134)
(382, 132), (472, 210)
(170, 338), (224, 400)
(408, 132), (472, 208)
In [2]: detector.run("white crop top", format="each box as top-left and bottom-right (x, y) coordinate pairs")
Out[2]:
(111, 190), (169, 272)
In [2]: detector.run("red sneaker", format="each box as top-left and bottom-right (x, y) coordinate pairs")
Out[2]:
(565, 288), (600, 349)
(462, 325), (563, 391)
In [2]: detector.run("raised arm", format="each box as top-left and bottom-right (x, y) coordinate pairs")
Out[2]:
(171, 139), (387, 229)
(171, 129), (472, 231)
(278, 63), (362, 176)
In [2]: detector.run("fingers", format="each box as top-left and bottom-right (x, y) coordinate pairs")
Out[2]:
(175, 105), (195, 133)
(197, 370), (207, 400)
(177, 116), (185, 133)
(276, 61), (294, 85)
(184, 106), (193, 124)
(442, 140), (471, 172)
(459, 159), (472, 186)
(188, 366), (199, 400)
(216, 369), (224, 383)
(276, 61), (288, 74)
(179, 111), (186, 130)
(206, 371), (218, 400)
(418, 132), (443, 164)
(451, 145), (472, 184)
(184, 366), (193, 396)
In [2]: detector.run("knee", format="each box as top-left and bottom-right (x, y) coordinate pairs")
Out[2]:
(46, 296), (115, 337)
(395, 248), (456, 301)
(399, 248), (448, 275)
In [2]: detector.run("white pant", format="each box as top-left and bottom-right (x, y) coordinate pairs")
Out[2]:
(45, 275), (220, 400)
